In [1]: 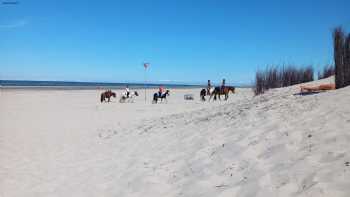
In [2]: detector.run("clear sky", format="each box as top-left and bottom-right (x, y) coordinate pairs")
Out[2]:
(1, 0), (350, 85)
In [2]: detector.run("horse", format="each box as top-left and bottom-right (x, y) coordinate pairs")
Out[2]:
(200, 87), (215, 101)
(100, 90), (116, 103)
(153, 90), (170, 104)
(209, 86), (235, 101)
(119, 91), (139, 103)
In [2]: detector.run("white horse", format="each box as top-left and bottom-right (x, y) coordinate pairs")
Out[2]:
(119, 91), (139, 103)
(207, 87), (215, 95)
(200, 87), (215, 101)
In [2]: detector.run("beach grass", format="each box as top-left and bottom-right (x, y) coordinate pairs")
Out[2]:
(318, 65), (335, 80)
(254, 65), (314, 95)
(334, 27), (350, 89)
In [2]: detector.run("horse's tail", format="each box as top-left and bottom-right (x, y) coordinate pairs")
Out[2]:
(200, 89), (206, 96)
(100, 94), (104, 103)
(153, 93), (158, 103)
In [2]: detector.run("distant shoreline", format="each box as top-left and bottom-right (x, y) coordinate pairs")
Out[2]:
(0, 80), (251, 90)
(0, 80), (204, 90)
(0, 85), (204, 90)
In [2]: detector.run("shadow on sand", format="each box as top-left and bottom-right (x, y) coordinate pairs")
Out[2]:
(293, 91), (323, 96)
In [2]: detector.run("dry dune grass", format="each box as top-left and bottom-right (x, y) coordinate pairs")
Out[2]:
(333, 27), (350, 89)
(254, 65), (314, 95)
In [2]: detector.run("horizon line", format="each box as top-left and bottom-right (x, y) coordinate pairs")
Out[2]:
(0, 79), (252, 87)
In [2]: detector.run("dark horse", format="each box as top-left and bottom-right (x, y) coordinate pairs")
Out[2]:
(209, 86), (235, 101)
(200, 89), (207, 101)
(100, 90), (116, 103)
(153, 90), (170, 104)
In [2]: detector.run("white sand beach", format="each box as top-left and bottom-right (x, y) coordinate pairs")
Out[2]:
(1, 77), (350, 197)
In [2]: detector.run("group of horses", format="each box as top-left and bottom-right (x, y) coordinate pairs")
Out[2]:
(200, 86), (235, 101)
(100, 89), (170, 104)
(100, 86), (235, 103)
(100, 90), (139, 103)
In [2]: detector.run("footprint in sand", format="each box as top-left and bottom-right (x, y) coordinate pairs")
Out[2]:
(98, 129), (118, 139)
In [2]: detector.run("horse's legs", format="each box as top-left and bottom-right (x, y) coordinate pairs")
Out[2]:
(161, 95), (166, 103)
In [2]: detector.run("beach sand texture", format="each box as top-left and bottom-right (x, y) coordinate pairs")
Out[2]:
(1, 77), (350, 197)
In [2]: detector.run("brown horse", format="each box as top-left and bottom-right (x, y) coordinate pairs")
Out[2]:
(209, 86), (235, 101)
(100, 90), (116, 103)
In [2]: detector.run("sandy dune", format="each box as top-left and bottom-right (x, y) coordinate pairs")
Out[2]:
(1, 79), (350, 197)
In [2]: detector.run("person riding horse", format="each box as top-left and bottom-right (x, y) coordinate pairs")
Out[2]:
(119, 90), (139, 103)
(125, 85), (130, 98)
(153, 88), (170, 104)
(158, 85), (164, 97)
(221, 78), (226, 93)
(207, 80), (212, 95)
(207, 79), (235, 101)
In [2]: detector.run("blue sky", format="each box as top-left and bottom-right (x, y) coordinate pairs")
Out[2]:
(1, 0), (350, 85)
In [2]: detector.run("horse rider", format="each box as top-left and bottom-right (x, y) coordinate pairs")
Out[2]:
(158, 85), (164, 97)
(125, 85), (130, 98)
(221, 78), (226, 92)
(207, 80), (212, 95)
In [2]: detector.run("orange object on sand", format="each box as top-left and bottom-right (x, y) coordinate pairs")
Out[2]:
(300, 84), (335, 93)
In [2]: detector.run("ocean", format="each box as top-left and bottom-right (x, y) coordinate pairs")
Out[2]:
(0, 80), (204, 90)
